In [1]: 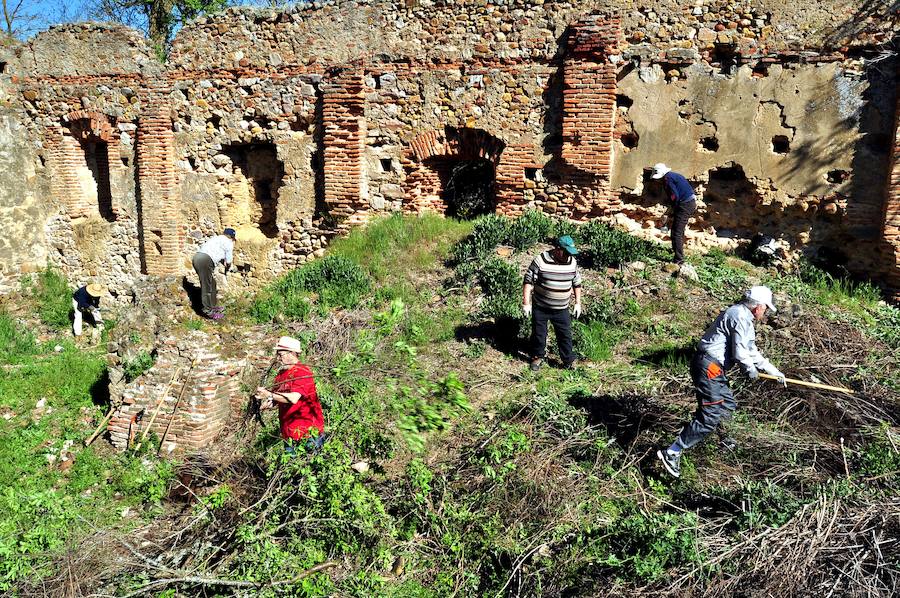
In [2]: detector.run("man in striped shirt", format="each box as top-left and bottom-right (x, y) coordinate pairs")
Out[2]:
(522, 235), (583, 371)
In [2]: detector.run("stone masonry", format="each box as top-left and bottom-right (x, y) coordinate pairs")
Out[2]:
(0, 0), (899, 450)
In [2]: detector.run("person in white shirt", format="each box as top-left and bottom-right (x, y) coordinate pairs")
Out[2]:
(657, 286), (786, 478)
(192, 228), (235, 319)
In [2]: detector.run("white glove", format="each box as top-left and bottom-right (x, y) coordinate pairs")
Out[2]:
(522, 303), (532, 318)
(572, 303), (582, 319)
(746, 367), (759, 381)
(761, 362), (786, 386)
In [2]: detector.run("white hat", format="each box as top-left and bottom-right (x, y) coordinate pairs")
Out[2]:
(745, 286), (777, 313)
(274, 336), (302, 353)
(650, 163), (671, 179)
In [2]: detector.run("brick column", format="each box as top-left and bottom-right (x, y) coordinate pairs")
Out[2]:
(321, 70), (368, 228)
(882, 92), (900, 300)
(137, 82), (184, 276)
(495, 143), (536, 217)
(560, 15), (622, 215)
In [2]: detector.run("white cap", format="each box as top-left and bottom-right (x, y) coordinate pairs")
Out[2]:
(745, 286), (776, 313)
(651, 163), (671, 179)
(274, 336), (302, 353)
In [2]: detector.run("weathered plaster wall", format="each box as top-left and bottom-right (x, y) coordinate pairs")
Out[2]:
(2, 0), (898, 299)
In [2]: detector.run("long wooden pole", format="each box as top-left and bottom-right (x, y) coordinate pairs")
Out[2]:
(84, 407), (115, 447)
(759, 373), (854, 395)
(136, 367), (183, 450)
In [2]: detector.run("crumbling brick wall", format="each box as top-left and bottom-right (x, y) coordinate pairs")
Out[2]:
(0, 0), (897, 298)
(107, 331), (248, 453)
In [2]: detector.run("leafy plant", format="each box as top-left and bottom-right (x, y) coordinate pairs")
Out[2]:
(34, 268), (72, 330)
(576, 221), (670, 268)
(122, 351), (155, 382)
(250, 255), (370, 322)
(476, 257), (522, 322)
(0, 311), (38, 364)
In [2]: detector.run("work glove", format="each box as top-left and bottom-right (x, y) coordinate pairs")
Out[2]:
(746, 367), (759, 381)
(522, 303), (532, 318)
(572, 303), (582, 319)
(761, 362), (787, 387)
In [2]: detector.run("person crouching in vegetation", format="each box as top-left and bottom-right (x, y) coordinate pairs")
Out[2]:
(255, 336), (325, 454)
(72, 282), (106, 339)
(522, 235), (583, 371)
(657, 286), (786, 478)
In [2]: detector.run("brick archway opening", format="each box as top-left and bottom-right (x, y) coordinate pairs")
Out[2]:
(59, 113), (120, 221)
(405, 126), (506, 215)
(435, 157), (496, 219)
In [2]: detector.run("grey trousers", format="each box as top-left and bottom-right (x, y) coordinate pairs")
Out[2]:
(674, 352), (736, 451)
(192, 252), (217, 313)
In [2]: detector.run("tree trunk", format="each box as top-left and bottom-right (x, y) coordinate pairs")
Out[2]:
(147, 0), (175, 50)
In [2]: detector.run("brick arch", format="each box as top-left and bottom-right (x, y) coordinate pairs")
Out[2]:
(403, 126), (529, 215)
(409, 126), (506, 164)
(63, 110), (117, 143)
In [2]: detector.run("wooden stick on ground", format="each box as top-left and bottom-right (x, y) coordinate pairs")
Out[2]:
(84, 407), (115, 446)
(759, 373), (854, 395)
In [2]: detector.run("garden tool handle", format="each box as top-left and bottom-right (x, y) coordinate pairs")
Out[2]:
(758, 373), (854, 395)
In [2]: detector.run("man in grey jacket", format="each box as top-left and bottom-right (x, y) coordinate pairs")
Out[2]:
(657, 286), (786, 478)
(192, 228), (236, 319)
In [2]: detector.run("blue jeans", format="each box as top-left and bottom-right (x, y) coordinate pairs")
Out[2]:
(283, 434), (326, 456)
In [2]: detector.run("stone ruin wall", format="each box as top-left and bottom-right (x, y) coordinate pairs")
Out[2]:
(0, 0), (898, 303)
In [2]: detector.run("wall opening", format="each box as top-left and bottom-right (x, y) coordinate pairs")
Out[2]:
(223, 143), (284, 238)
(826, 169), (849, 184)
(82, 139), (115, 222)
(380, 158), (393, 172)
(699, 136), (719, 152)
(772, 135), (791, 154)
(621, 132), (639, 149)
(439, 158), (496, 219)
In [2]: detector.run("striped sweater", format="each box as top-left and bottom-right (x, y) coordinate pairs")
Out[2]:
(524, 251), (582, 310)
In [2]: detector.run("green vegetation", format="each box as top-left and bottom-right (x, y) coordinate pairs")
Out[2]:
(26, 268), (73, 330)
(122, 350), (156, 382)
(3, 215), (899, 596)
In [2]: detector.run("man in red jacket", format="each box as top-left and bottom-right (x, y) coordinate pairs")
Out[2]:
(255, 336), (325, 453)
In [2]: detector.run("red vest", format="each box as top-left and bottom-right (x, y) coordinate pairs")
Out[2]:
(273, 363), (324, 441)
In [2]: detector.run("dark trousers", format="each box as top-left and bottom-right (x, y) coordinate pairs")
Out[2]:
(671, 199), (696, 264)
(192, 252), (217, 314)
(675, 352), (736, 451)
(531, 303), (575, 365)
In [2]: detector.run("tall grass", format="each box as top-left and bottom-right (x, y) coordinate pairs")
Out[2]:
(0, 311), (38, 364)
(33, 268), (72, 330)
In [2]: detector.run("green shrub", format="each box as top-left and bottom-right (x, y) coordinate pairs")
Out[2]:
(506, 209), (555, 250)
(34, 268), (72, 330)
(112, 454), (175, 504)
(857, 425), (900, 479)
(449, 214), (510, 264)
(250, 255), (371, 322)
(0, 311), (38, 364)
(396, 373), (470, 452)
(476, 257), (522, 321)
(600, 509), (701, 582)
(576, 221), (670, 268)
(122, 351), (155, 382)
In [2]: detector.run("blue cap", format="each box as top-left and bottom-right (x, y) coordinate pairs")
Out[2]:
(557, 235), (578, 255)
(224, 228), (236, 238)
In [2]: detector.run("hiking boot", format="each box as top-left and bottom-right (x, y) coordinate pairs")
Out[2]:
(657, 449), (681, 478)
(529, 358), (544, 372)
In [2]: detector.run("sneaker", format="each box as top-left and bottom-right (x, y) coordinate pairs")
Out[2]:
(657, 449), (681, 478)
(210, 306), (225, 314)
(562, 360), (578, 370)
(719, 436), (737, 451)
(529, 358), (544, 372)
(209, 310), (225, 321)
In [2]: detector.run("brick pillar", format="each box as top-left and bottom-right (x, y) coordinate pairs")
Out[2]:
(882, 91), (900, 300)
(495, 143), (535, 217)
(137, 83), (184, 276)
(561, 15), (622, 215)
(321, 70), (368, 228)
